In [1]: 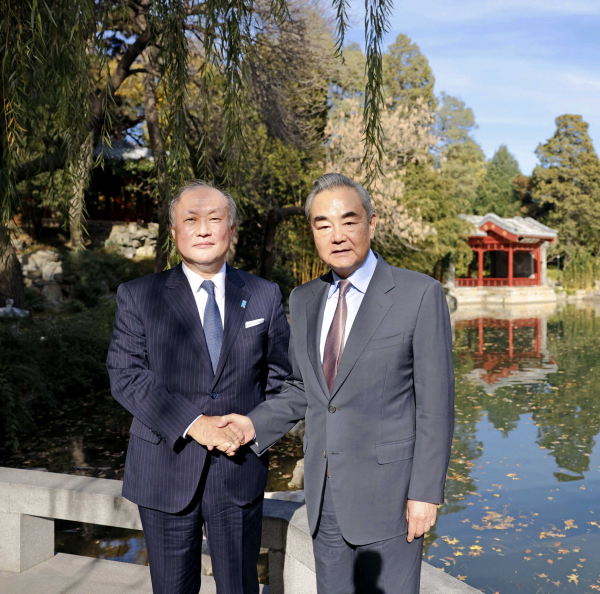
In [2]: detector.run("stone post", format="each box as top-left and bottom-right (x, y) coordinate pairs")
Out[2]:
(0, 512), (54, 572)
(541, 241), (549, 286)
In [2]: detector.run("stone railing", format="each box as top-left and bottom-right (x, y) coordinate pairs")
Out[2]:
(0, 467), (478, 594)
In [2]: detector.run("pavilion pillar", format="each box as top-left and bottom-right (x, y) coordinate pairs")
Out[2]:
(541, 242), (549, 285)
(477, 249), (484, 287)
(508, 246), (514, 287)
(534, 246), (541, 284)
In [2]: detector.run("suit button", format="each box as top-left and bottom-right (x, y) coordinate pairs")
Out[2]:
(328, 406), (336, 413)
(323, 450), (327, 458)
(211, 392), (218, 399)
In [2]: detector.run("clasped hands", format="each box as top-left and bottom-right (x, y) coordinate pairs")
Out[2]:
(187, 414), (255, 456)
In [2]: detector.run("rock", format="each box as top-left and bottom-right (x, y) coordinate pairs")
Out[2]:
(288, 458), (304, 490)
(136, 244), (156, 258)
(201, 539), (213, 575)
(288, 420), (305, 440)
(11, 239), (26, 252)
(118, 246), (136, 259)
(264, 490), (305, 503)
(42, 262), (63, 282)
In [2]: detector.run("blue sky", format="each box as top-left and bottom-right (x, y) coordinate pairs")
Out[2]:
(345, 0), (600, 174)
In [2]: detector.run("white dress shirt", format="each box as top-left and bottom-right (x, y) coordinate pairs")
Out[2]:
(181, 261), (227, 437)
(182, 261), (226, 327)
(319, 249), (378, 362)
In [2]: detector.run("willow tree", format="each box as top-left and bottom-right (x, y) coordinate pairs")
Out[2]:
(1, 0), (394, 302)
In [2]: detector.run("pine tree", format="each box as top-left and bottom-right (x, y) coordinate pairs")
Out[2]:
(383, 34), (436, 109)
(531, 115), (600, 255)
(473, 145), (522, 217)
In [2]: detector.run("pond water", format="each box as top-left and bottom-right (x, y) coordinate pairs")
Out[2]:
(2, 303), (600, 593)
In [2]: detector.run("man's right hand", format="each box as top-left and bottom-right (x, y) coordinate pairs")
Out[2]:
(218, 414), (256, 445)
(187, 415), (245, 456)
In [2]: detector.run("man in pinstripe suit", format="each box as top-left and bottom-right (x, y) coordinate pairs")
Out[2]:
(106, 181), (291, 594)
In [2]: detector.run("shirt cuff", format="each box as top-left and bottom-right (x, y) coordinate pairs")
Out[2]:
(183, 414), (203, 438)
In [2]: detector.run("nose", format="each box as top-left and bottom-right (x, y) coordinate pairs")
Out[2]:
(196, 220), (211, 237)
(331, 223), (346, 244)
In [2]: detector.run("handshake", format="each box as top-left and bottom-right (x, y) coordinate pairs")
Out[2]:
(187, 414), (256, 456)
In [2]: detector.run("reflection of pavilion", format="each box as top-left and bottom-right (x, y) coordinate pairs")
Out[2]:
(457, 316), (558, 394)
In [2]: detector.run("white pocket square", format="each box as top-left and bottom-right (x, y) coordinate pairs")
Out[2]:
(245, 318), (264, 329)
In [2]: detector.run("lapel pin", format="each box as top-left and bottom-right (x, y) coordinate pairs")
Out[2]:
(241, 300), (247, 308)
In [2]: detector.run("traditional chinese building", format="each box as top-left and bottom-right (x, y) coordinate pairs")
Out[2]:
(457, 214), (557, 288)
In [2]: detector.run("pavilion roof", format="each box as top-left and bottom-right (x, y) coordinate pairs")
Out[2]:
(459, 213), (558, 242)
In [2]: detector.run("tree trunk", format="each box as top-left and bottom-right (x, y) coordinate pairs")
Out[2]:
(69, 132), (94, 250)
(260, 206), (305, 281)
(142, 49), (170, 273)
(0, 230), (27, 309)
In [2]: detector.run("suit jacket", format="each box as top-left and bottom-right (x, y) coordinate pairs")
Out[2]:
(248, 255), (454, 545)
(106, 263), (291, 513)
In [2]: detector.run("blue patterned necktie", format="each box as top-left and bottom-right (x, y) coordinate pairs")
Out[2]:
(201, 280), (223, 373)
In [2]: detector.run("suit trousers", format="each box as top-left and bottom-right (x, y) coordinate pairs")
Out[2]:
(312, 478), (423, 594)
(139, 453), (263, 594)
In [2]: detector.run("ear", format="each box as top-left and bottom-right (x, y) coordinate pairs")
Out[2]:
(369, 213), (377, 239)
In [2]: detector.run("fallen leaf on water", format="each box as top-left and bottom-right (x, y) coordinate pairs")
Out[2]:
(457, 575), (467, 581)
(547, 559), (553, 564)
(564, 519), (578, 529)
(535, 573), (547, 578)
(567, 573), (579, 585)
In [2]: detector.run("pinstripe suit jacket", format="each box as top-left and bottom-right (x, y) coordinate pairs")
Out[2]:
(106, 263), (291, 513)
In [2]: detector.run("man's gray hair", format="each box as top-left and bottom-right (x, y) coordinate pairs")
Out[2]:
(305, 173), (375, 223)
(169, 180), (239, 227)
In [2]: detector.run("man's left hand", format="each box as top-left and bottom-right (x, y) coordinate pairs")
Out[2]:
(406, 500), (437, 542)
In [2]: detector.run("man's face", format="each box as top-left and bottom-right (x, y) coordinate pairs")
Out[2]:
(170, 187), (235, 270)
(310, 186), (377, 278)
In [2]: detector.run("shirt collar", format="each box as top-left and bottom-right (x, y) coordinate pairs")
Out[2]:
(328, 249), (378, 298)
(182, 261), (227, 297)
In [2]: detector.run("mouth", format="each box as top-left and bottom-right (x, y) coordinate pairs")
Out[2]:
(193, 243), (214, 248)
(331, 249), (351, 256)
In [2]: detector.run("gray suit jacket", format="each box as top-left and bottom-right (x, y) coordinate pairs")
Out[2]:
(249, 255), (454, 545)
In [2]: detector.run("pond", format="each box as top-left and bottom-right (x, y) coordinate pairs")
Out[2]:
(2, 303), (600, 593)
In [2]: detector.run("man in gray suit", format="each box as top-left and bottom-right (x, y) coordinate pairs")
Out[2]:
(220, 173), (454, 593)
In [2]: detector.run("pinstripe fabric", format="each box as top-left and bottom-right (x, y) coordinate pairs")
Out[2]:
(139, 454), (263, 594)
(106, 262), (291, 513)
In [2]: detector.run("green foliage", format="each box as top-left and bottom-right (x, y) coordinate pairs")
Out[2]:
(531, 115), (600, 256)
(436, 92), (478, 147)
(441, 140), (486, 206)
(473, 145), (522, 217)
(61, 250), (154, 310)
(383, 33), (436, 109)
(562, 248), (600, 291)
(380, 160), (471, 278)
(0, 307), (115, 448)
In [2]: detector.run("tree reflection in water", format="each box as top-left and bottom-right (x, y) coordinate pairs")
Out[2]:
(426, 304), (600, 593)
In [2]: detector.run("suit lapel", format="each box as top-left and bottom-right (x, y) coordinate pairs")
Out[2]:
(163, 263), (213, 375)
(306, 273), (332, 399)
(330, 256), (395, 399)
(211, 265), (250, 390)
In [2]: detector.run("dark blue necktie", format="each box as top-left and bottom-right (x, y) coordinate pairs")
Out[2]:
(201, 280), (223, 373)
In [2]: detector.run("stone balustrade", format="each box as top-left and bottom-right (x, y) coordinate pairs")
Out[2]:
(0, 467), (478, 594)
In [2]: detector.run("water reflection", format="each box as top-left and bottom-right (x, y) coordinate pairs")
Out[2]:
(428, 303), (600, 593)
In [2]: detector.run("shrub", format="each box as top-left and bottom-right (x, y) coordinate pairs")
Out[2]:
(0, 306), (116, 448)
